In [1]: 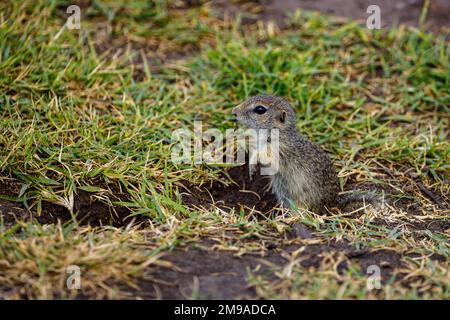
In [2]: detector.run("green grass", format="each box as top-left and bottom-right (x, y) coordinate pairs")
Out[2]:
(0, 0), (449, 299)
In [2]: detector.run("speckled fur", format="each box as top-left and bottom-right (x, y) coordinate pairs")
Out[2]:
(232, 95), (339, 212)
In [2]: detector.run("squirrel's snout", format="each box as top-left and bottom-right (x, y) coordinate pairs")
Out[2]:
(232, 104), (242, 116)
(231, 107), (238, 122)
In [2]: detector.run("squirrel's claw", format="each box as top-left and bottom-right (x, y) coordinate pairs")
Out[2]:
(248, 164), (257, 180)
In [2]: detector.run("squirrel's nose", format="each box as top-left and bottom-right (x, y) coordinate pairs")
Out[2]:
(232, 105), (240, 115)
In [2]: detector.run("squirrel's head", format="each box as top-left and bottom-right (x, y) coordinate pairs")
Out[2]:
(232, 95), (297, 131)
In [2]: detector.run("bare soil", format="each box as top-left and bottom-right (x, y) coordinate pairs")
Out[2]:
(2, 161), (447, 230)
(0, 179), (139, 228)
(181, 164), (278, 215)
(2, 161), (446, 299)
(129, 239), (401, 299)
(1, 162), (448, 299)
(213, 0), (450, 32)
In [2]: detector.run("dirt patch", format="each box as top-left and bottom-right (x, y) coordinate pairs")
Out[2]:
(181, 162), (394, 214)
(181, 161), (449, 238)
(212, 0), (450, 32)
(408, 219), (450, 232)
(2, 161), (445, 232)
(136, 244), (268, 299)
(371, 214), (450, 233)
(0, 179), (142, 228)
(181, 163), (278, 215)
(128, 238), (401, 299)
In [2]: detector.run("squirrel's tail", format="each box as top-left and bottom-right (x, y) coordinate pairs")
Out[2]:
(338, 191), (381, 211)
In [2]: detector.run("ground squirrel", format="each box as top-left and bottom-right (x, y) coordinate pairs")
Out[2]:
(232, 94), (376, 213)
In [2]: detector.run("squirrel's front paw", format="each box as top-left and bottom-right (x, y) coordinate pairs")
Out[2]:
(248, 164), (258, 180)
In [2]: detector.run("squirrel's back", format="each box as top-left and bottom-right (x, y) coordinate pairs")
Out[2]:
(232, 94), (377, 213)
(273, 132), (339, 212)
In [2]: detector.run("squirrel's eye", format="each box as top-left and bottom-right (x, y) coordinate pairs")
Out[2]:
(253, 105), (267, 114)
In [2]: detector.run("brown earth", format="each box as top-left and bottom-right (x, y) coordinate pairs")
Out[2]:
(2, 162), (447, 230)
(1, 162), (448, 299)
(128, 239), (401, 299)
(213, 0), (450, 32)
(0, 179), (140, 228)
(2, 162), (447, 299)
(181, 164), (278, 215)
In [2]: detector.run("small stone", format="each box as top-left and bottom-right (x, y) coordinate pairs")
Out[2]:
(291, 223), (314, 239)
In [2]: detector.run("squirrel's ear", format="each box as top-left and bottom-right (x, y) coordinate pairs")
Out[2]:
(279, 111), (286, 123)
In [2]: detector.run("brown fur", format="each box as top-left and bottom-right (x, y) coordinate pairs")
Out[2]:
(232, 94), (340, 212)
